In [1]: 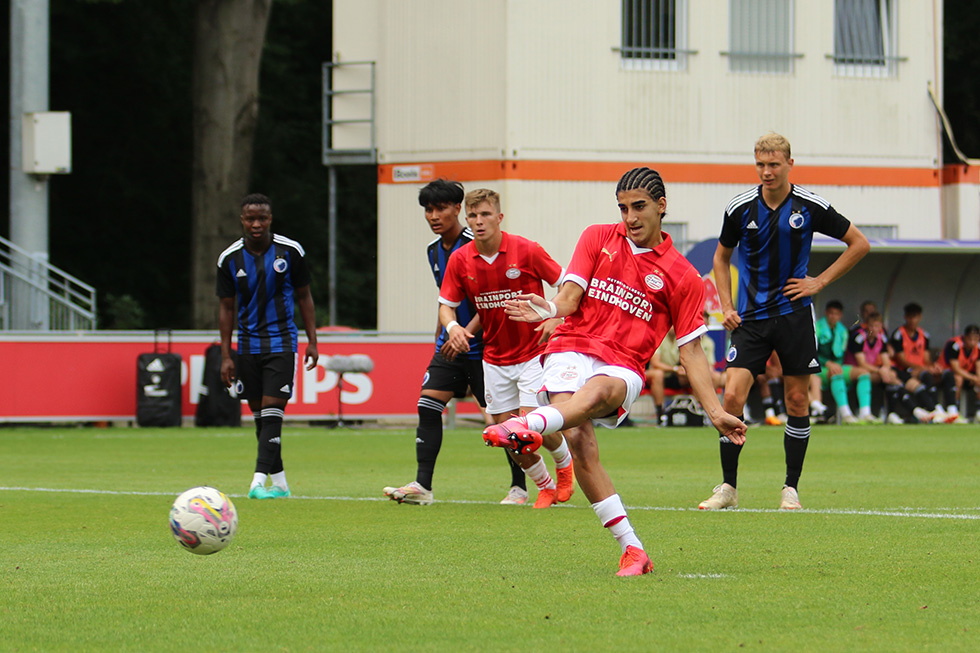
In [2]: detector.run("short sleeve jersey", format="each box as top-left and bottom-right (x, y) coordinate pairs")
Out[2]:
(546, 224), (706, 381)
(889, 325), (930, 370)
(847, 328), (886, 367)
(439, 232), (563, 366)
(427, 228), (482, 359)
(719, 185), (851, 321)
(216, 234), (311, 355)
(941, 336), (979, 373)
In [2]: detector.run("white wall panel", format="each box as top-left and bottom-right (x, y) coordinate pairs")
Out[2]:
(378, 177), (944, 333)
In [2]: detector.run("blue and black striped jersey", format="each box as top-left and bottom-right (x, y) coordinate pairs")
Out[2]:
(216, 234), (311, 354)
(427, 227), (483, 358)
(719, 185), (850, 321)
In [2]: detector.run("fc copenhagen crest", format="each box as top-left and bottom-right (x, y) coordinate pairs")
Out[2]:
(273, 257), (289, 273)
(726, 345), (738, 363)
(789, 212), (804, 229)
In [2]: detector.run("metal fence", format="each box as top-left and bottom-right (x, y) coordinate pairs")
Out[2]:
(0, 234), (96, 330)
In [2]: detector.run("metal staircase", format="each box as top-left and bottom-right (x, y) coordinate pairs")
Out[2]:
(0, 234), (96, 330)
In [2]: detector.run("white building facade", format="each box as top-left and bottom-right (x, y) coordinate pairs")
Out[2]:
(331, 0), (977, 334)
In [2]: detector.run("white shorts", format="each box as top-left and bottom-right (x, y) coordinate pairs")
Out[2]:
(537, 351), (644, 429)
(483, 358), (545, 415)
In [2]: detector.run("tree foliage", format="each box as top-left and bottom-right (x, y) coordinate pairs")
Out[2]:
(8, 0), (377, 330)
(942, 0), (980, 160)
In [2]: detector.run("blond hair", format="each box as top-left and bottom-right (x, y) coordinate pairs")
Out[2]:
(464, 188), (501, 213)
(754, 132), (791, 159)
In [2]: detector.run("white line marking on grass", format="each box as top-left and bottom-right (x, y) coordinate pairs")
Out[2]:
(1, 487), (978, 521)
(678, 573), (730, 579)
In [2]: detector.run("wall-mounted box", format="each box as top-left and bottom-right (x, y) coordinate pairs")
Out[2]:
(22, 112), (72, 174)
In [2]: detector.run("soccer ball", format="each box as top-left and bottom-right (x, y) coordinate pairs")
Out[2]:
(169, 486), (238, 555)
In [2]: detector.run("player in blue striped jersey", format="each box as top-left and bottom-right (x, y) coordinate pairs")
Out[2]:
(699, 133), (869, 511)
(217, 193), (319, 500)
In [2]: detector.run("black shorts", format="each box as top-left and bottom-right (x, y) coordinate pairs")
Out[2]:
(664, 375), (684, 390)
(895, 368), (942, 386)
(235, 352), (296, 401)
(895, 368), (916, 384)
(421, 351), (486, 406)
(725, 307), (821, 377)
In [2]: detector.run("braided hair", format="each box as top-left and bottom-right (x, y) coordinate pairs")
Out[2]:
(616, 167), (666, 201)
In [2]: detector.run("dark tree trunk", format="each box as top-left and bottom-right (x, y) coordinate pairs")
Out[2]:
(190, 0), (272, 329)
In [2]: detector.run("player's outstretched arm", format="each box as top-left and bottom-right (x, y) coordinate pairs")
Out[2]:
(679, 339), (746, 444)
(295, 284), (319, 370)
(218, 296), (237, 387)
(504, 282), (585, 322)
(712, 244), (741, 331)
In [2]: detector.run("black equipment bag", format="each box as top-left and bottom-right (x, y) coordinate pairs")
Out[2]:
(136, 330), (182, 427)
(195, 344), (242, 427)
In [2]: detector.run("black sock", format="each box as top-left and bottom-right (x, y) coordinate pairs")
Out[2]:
(252, 411), (263, 441)
(784, 415), (810, 489)
(507, 451), (526, 490)
(940, 371), (957, 408)
(256, 407), (284, 474)
(913, 386), (933, 409)
(414, 396), (446, 491)
(720, 415), (744, 488)
(770, 381), (786, 415)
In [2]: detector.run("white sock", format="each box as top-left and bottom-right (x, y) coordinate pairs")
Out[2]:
(858, 406), (873, 418)
(270, 471), (288, 490)
(524, 406), (564, 435)
(251, 472), (268, 489)
(592, 494), (642, 553)
(948, 405), (959, 415)
(546, 435), (572, 469)
(839, 404), (854, 418)
(524, 457), (556, 490)
(811, 400), (827, 412)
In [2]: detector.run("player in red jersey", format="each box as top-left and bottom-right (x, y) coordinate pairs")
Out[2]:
(439, 189), (575, 508)
(483, 168), (747, 576)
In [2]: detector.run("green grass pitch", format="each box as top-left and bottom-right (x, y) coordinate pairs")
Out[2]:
(2, 422), (978, 651)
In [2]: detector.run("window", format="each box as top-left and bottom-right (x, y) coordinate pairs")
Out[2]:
(620, 0), (689, 71)
(662, 222), (690, 253)
(834, 0), (898, 77)
(727, 0), (796, 74)
(856, 225), (897, 239)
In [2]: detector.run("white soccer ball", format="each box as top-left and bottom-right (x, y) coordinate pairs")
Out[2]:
(169, 486), (238, 555)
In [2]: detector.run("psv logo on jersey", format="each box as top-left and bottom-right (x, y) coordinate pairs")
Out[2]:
(644, 274), (664, 291)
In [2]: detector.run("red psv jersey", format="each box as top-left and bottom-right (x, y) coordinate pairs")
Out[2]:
(439, 232), (563, 366)
(546, 224), (706, 380)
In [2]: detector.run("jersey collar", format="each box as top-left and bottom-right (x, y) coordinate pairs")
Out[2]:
(616, 222), (674, 255)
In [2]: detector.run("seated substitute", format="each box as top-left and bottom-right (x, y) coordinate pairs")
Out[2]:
(847, 311), (909, 424)
(813, 300), (878, 424)
(647, 325), (725, 425)
(938, 324), (980, 423)
(889, 302), (958, 424)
